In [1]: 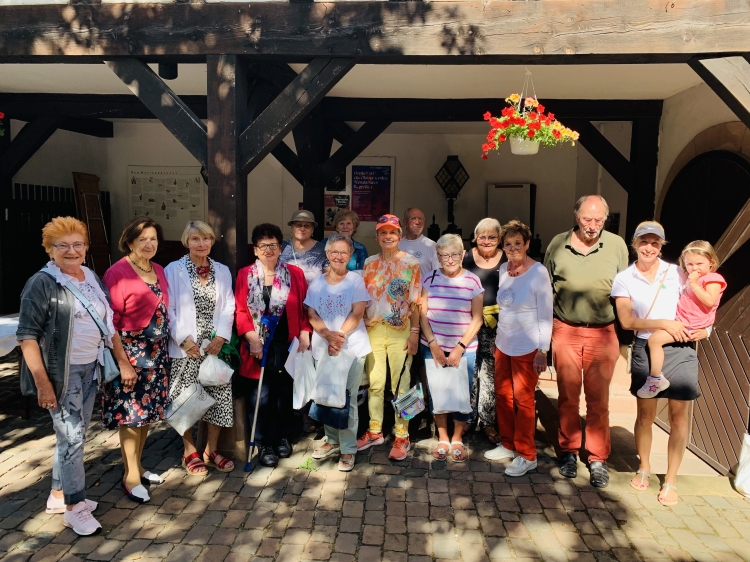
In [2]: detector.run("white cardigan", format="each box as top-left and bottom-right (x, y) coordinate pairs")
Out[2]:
(165, 258), (235, 359)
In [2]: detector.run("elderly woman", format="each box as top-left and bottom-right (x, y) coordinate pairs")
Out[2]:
(484, 220), (553, 478)
(165, 221), (235, 476)
(419, 234), (484, 462)
(305, 233), (372, 471)
(463, 218), (504, 445)
(324, 209), (368, 271)
(280, 210), (328, 283)
(612, 221), (709, 506)
(17, 217), (136, 535)
(235, 223), (312, 468)
(102, 217), (169, 503)
(358, 214), (421, 461)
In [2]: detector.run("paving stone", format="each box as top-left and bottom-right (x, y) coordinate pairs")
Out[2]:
(87, 540), (125, 561)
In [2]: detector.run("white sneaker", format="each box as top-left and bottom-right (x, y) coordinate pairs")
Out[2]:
(46, 494), (97, 514)
(637, 375), (671, 399)
(505, 456), (537, 477)
(484, 443), (516, 461)
(63, 502), (102, 536)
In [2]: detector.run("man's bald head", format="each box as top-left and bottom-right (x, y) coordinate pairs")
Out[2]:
(403, 207), (426, 239)
(574, 195), (609, 243)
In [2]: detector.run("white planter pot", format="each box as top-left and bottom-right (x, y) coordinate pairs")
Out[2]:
(510, 136), (540, 155)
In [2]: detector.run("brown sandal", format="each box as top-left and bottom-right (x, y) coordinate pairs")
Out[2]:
(205, 450), (235, 473)
(182, 452), (208, 476)
(483, 427), (501, 444)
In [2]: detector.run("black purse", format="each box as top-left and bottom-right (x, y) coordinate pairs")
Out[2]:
(309, 390), (351, 430)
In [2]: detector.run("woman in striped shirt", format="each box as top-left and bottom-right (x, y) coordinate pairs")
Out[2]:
(419, 234), (484, 462)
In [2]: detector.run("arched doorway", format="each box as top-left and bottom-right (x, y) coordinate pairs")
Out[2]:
(658, 150), (750, 474)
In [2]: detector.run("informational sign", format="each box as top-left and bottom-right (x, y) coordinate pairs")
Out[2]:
(324, 194), (351, 231)
(351, 165), (392, 221)
(128, 166), (207, 240)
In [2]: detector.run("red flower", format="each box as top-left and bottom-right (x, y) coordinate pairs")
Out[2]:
(548, 112), (555, 120)
(483, 111), (492, 121)
(498, 134), (507, 143)
(501, 107), (515, 118)
(481, 143), (492, 152)
(536, 104), (545, 113)
(481, 153), (489, 160)
(0, 111), (5, 120)
(499, 120), (511, 130)
(552, 130), (561, 139)
(529, 121), (541, 131)
(527, 130), (536, 138)
(489, 118), (501, 128)
(529, 112), (538, 120)
(487, 131), (496, 141)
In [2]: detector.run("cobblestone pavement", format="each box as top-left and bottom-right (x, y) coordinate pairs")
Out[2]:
(1, 357), (749, 562)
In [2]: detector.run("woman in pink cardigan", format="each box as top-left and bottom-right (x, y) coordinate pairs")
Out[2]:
(102, 217), (170, 503)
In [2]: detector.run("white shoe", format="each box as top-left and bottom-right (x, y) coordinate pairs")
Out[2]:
(141, 471), (164, 485)
(63, 503), (102, 536)
(122, 479), (150, 503)
(637, 375), (671, 399)
(484, 443), (516, 461)
(46, 494), (97, 514)
(505, 456), (537, 477)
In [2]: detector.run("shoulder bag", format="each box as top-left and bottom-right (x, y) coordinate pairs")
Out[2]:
(391, 357), (426, 420)
(165, 378), (216, 435)
(626, 265), (671, 374)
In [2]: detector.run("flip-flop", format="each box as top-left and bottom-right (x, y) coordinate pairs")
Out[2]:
(312, 445), (340, 460)
(432, 441), (450, 460)
(630, 469), (651, 491)
(450, 441), (468, 463)
(658, 482), (679, 506)
(483, 428), (501, 444)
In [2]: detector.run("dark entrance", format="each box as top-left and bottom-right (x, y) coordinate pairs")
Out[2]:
(659, 150), (750, 474)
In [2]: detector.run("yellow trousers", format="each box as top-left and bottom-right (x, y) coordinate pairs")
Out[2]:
(365, 323), (413, 437)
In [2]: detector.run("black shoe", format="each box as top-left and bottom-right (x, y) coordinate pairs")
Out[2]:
(277, 438), (292, 459)
(558, 452), (578, 478)
(589, 461), (609, 488)
(259, 445), (278, 467)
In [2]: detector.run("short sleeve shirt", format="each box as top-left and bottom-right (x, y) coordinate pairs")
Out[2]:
(675, 272), (726, 329)
(280, 240), (329, 283)
(398, 236), (439, 280)
(362, 253), (421, 330)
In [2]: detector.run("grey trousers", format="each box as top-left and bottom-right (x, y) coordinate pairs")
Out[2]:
(323, 356), (366, 455)
(51, 361), (97, 505)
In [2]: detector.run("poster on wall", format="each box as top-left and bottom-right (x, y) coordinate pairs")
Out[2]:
(351, 165), (392, 221)
(128, 166), (207, 241)
(324, 194), (351, 231)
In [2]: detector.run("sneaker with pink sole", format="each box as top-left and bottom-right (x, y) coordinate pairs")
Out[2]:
(46, 494), (97, 514)
(389, 437), (411, 461)
(357, 430), (384, 451)
(63, 502), (102, 536)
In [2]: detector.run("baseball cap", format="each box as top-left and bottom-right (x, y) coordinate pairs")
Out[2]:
(288, 210), (318, 227)
(375, 214), (401, 231)
(633, 222), (665, 241)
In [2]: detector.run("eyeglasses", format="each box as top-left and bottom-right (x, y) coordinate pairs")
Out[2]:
(52, 242), (86, 251)
(328, 250), (351, 258)
(256, 243), (279, 252)
(580, 217), (605, 225)
(437, 252), (462, 262)
(503, 243), (525, 251)
(477, 235), (498, 242)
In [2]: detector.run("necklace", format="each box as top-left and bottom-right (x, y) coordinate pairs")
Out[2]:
(507, 256), (529, 278)
(129, 257), (153, 274)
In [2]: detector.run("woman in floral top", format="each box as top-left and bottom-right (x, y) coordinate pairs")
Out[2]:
(357, 214), (421, 461)
(102, 217), (170, 503)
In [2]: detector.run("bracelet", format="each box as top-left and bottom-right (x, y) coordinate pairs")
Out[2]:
(426, 338), (435, 345)
(457, 341), (466, 350)
(410, 328), (420, 334)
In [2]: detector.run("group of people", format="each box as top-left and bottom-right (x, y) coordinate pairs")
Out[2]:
(17, 195), (725, 536)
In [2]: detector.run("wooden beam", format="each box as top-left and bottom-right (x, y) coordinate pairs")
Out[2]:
(271, 142), (303, 186)
(0, 114), (9, 314)
(2, 2), (750, 62)
(626, 118), (662, 242)
(0, 115), (63, 181)
(565, 119), (634, 193)
(106, 59), (207, 166)
(206, 54), (248, 277)
(326, 121), (356, 145)
(60, 118), (113, 139)
(238, 58), (355, 177)
(689, 56), (750, 130)
(320, 120), (391, 187)
(714, 198), (750, 264)
(321, 98), (664, 122)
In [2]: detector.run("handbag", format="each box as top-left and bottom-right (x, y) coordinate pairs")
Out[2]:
(391, 357), (426, 421)
(425, 356), (471, 414)
(626, 266), (671, 374)
(312, 350), (355, 408)
(46, 270), (120, 383)
(165, 381), (216, 435)
(309, 390), (351, 430)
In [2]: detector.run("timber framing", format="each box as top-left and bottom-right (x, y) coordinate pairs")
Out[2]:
(1, 1), (750, 63)
(688, 56), (750, 131)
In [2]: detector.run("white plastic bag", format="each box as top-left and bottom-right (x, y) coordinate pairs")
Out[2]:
(312, 350), (355, 408)
(734, 433), (750, 498)
(292, 350), (316, 410)
(198, 354), (234, 387)
(425, 356), (471, 414)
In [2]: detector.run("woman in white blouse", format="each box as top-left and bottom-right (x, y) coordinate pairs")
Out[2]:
(484, 220), (553, 477)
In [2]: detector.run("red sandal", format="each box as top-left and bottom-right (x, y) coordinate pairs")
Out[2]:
(205, 450), (235, 473)
(182, 452), (208, 476)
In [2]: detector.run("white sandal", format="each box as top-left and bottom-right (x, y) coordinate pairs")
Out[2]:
(630, 469), (650, 491)
(658, 482), (679, 506)
(450, 441), (468, 463)
(432, 441), (450, 460)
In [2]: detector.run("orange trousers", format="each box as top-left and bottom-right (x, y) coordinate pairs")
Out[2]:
(494, 348), (539, 461)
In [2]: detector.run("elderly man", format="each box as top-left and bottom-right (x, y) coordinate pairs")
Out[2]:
(399, 208), (439, 279)
(544, 195), (628, 488)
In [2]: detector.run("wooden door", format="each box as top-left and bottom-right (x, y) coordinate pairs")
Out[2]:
(659, 150), (750, 474)
(72, 172), (111, 277)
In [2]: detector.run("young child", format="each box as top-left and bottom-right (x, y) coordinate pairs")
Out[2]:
(638, 241), (726, 398)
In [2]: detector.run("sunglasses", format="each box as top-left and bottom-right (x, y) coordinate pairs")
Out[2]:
(377, 216), (400, 227)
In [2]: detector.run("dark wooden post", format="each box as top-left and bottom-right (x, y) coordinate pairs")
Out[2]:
(206, 54), (249, 277)
(295, 110), (333, 241)
(0, 114), (9, 314)
(626, 118), (661, 241)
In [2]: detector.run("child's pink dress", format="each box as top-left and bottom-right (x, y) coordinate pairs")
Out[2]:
(675, 273), (726, 329)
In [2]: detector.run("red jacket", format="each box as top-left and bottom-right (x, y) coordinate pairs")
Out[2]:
(103, 257), (169, 332)
(235, 263), (312, 380)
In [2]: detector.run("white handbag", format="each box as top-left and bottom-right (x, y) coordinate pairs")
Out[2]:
(312, 350), (355, 408)
(165, 382), (216, 435)
(425, 356), (471, 414)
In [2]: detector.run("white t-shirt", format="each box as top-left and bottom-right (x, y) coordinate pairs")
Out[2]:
(304, 272), (373, 360)
(495, 262), (554, 356)
(62, 273), (108, 365)
(610, 258), (682, 340)
(399, 235), (439, 280)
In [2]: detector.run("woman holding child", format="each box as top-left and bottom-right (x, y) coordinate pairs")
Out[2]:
(611, 221), (722, 507)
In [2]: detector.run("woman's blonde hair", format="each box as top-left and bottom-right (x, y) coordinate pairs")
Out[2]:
(181, 220), (215, 248)
(679, 240), (720, 273)
(631, 220), (667, 254)
(472, 217), (501, 242)
(41, 216), (88, 254)
(333, 209), (360, 233)
(436, 233), (464, 254)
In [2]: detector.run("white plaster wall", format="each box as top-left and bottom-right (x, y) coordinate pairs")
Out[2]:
(656, 82), (738, 198)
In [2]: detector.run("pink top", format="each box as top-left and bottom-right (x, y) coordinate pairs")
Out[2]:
(103, 257), (170, 332)
(675, 272), (726, 329)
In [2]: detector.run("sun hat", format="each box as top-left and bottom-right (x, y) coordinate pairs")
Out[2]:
(633, 222), (666, 241)
(375, 214), (401, 231)
(288, 210), (318, 227)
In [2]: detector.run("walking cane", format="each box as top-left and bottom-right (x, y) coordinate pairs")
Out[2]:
(245, 315), (280, 472)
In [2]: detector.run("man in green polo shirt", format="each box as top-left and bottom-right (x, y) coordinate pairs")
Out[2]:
(544, 195), (628, 488)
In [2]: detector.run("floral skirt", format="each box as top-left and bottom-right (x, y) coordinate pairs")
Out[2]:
(101, 367), (169, 429)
